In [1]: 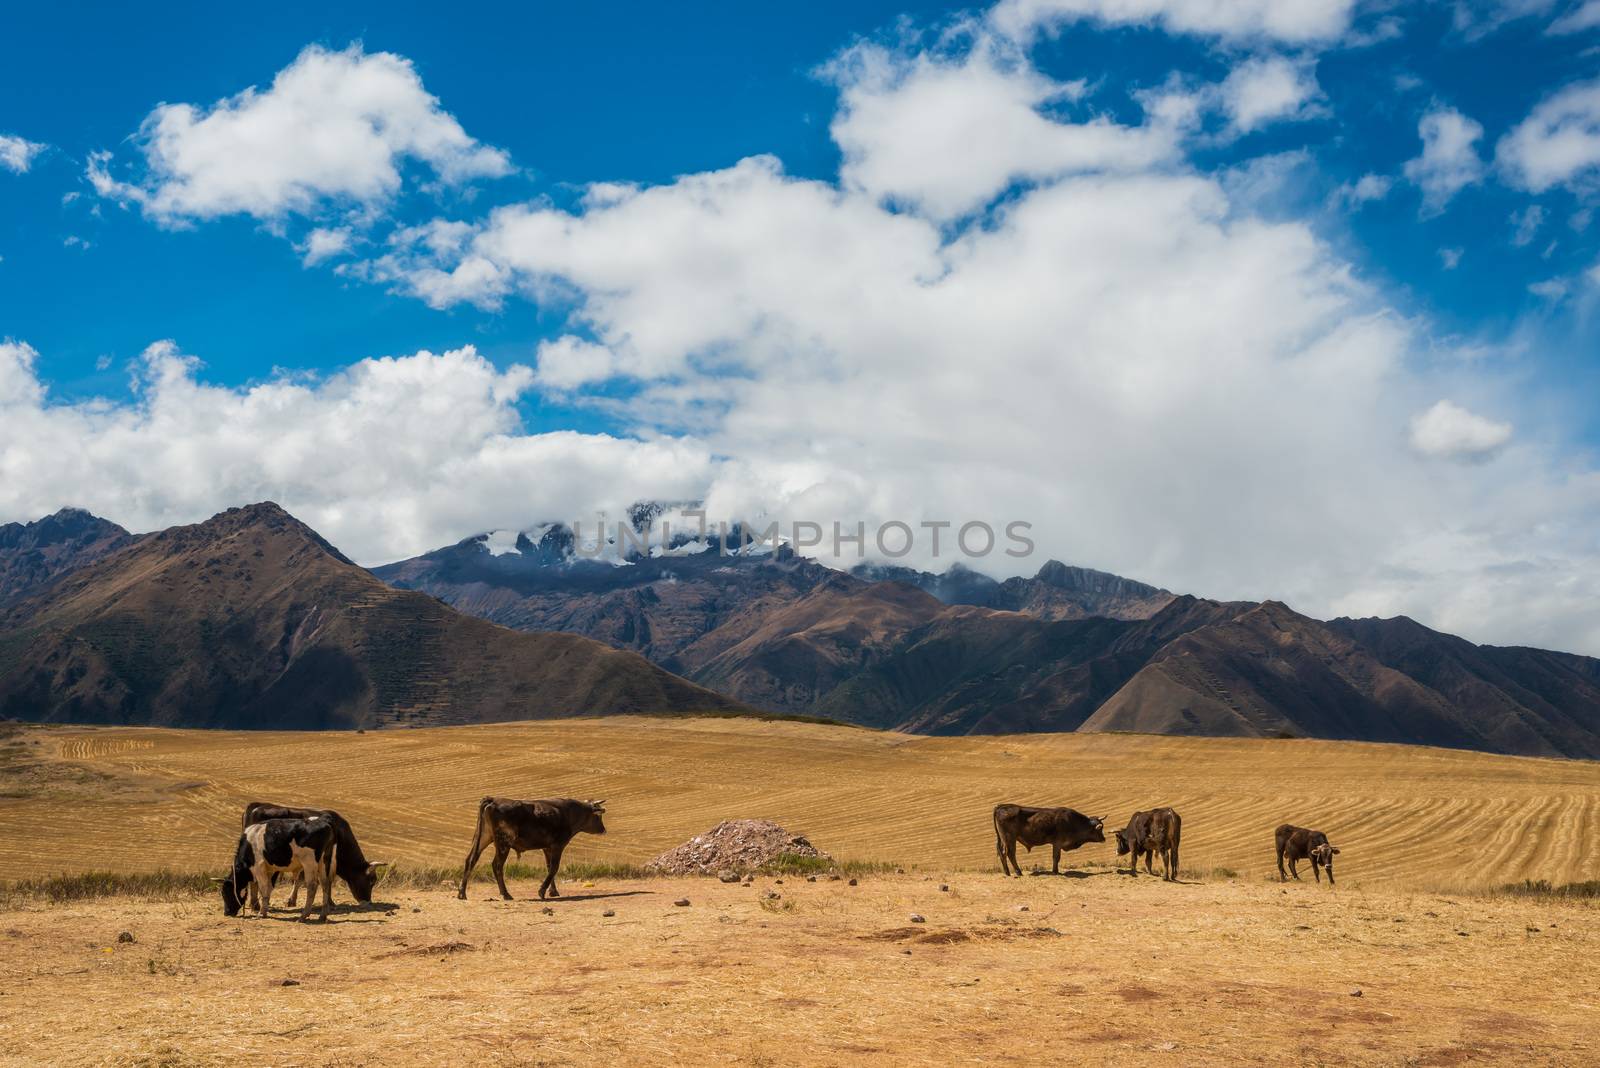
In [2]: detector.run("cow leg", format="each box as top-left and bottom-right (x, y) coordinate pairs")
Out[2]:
(1312, 859), (1322, 884)
(318, 845), (335, 921)
(1127, 848), (1137, 877)
(1006, 838), (1023, 878)
(1051, 844), (1061, 875)
(1289, 857), (1301, 881)
(540, 844), (566, 900)
(255, 868), (273, 918)
(1144, 849), (1155, 876)
(458, 820), (493, 900)
(491, 843), (513, 900)
(287, 870), (303, 909)
(1276, 847), (1288, 882)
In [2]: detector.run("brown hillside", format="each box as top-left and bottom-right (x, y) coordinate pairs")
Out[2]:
(0, 503), (742, 729)
(1081, 602), (1600, 757)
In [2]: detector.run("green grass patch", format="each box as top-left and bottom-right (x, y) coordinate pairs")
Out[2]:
(1, 870), (216, 904)
(1492, 879), (1600, 900)
(757, 854), (897, 877)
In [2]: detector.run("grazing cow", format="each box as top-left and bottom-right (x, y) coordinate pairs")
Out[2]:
(1276, 824), (1340, 884)
(993, 804), (1105, 877)
(241, 803), (386, 909)
(1115, 807), (1182, 881)
(220, 817), (337, 921)
(458, 797), (607, 901)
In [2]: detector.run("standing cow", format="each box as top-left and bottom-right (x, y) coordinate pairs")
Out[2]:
(241, 802), (386, 909)
(220, 816), (337, 922)
(458, 797), (607, 900)
(1115, 807), (1182, 881)
(1275, 824), (1340, 884)
(993, 803), (1105, 877)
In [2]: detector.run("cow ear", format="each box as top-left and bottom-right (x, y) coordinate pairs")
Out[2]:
(1332, 847), (1341, 854)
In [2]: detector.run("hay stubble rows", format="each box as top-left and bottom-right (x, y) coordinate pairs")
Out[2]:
(3, 717), (1598, 890)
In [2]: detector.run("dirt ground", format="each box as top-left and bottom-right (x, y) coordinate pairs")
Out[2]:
(0, 870), (1594, 1067)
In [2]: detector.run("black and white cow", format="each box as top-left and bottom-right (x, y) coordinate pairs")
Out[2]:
(240, 802), (385, 910)
(220, 817), (338, 922)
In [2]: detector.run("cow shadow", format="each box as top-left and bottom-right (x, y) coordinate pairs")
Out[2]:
(1112, 870), (1200, 885)
(1026, 869), (1115, 879)
(493, 890), (654, 905)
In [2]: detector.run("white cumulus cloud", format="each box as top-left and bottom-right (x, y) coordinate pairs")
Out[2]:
(1404, 106), (1485, 212)
(825, 37), (1186, 221)
(298, 226), (354, 266)
(0, 134), (46, 174)
(1330, 173), (1393, 210)
(1409, 400), (1514, 461)
(87, 43), (510, 225)
(1218, 55), (1325, 134)
(0, 340), (712, 564)
(1497, 78), (1600, 193)
(990, 0), (1356, 43)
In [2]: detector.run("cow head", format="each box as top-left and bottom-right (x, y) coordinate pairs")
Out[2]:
(346, 862), (387, 903)
(219, 874), (244, 917)
(1311, 843), (1339, 873)
(585, 800), (608, 835)
(1087, 815), (1106, 844)
(1113, 829), (1130, 856)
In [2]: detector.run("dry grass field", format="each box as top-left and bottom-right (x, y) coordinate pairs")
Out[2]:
(3, 717), (1599, 889)
(1, 717), (1598, 1066)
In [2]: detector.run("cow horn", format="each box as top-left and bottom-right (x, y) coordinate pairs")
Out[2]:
(208, 877), (226, 884)
(591, 799), (607, 808)
(369, 862), (390, 870)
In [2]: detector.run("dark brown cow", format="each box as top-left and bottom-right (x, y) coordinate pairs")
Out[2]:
(1115, 807), (1182, 880)
(458, 796), (607, 900)
(1276, 823), (1340, 884)
(993, 803), (1105, 877)
(241, 802), (386, 908)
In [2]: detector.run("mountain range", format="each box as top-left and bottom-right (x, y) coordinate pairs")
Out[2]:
(0, 504), (739, 729)
(1, 503), (1597, 759)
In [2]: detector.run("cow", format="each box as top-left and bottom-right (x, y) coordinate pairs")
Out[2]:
(458, 797), (607, 901)
(220, 816), (337, 922)
(1276, 824), (1340, 884)
(1114, 807), (1182, 881)
(993, 803), (1105, 877)
(240, 802), (386, 910)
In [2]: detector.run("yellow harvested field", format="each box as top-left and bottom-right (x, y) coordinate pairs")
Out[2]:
(9, 722), (1600, 888)
(3, 717), (1599, 890)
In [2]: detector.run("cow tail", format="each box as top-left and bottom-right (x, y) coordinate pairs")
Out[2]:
(471, 797), (496, 849)
(993, 809), (1004, 866)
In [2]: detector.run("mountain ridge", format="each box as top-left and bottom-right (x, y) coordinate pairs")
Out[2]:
(0, 503), (744, 729)
(3, 504), (1597, 759)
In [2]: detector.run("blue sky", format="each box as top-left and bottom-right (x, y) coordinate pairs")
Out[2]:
(2, 0), (1600, 652)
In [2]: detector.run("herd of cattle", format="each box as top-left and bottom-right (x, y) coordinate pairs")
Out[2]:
(218, 797), (1340, 921)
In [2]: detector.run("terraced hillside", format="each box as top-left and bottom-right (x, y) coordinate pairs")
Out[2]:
(3, 718), (1597, 891)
